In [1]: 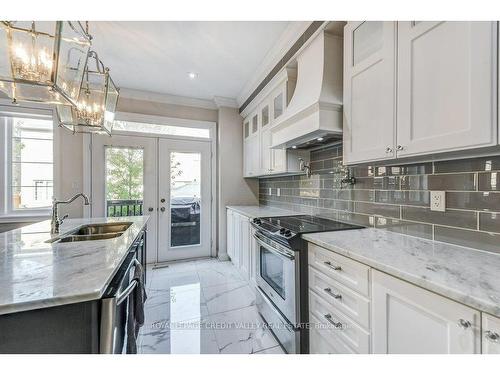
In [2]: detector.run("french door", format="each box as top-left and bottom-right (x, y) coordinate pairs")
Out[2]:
(91, 134), (212, 263)
(157, 138), (212, 262)
(91, 134), (158, 263)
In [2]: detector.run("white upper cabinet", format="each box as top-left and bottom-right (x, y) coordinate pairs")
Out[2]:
(243, 111), (261, 177)
(397, 21), (498, 157)
(343, 21), (397, 164)
(372, 270), (481, 354)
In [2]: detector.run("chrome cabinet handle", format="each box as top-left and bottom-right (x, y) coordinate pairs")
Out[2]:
(458, 319), (472, 329)
(324, 287), (342, 299)
(148, 207), (154, 212)
(160, 207), (165, 212)
(484, 330), (500, 343)
(385, 146), (393, 153)
(324, 313), (343, 329)
(324, 261), (341, 271)
(396, 145), (405, 151)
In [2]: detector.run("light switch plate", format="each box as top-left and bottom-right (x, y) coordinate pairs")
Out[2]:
(430, 191), (446, 212)
(277, 188), (281, 197)
(268, 188), (272, 195)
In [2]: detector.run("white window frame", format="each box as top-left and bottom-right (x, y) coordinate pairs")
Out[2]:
(0, 100), (60, 221)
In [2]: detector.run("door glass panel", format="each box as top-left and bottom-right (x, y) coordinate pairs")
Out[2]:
(244, 121), (249, 138)
(252, 114), (258, 134)
(260, 247), (285, 299)
(105, 147), (144, 217)
(273, 93), (283, 119)
(261, 105), (269, 127)
(353, 21), (383, 65)
(170, 152), (201, 247)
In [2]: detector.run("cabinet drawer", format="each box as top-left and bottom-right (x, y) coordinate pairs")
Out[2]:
(309, 266), (370, 329)
(482, 313), (500, 354)
(309, 314), (356, 354)
(309, 243), (370, 297)
(309, 290), (370, 354)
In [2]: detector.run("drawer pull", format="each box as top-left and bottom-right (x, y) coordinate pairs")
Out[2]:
(457, 319), (472, 329)
(324, 287), (342, 299)
(324, 261), (341, 271)
(485, 330), (500, 343)
(324, 313), (343, 329)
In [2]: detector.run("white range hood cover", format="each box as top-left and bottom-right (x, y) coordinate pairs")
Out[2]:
(271, 31), (343, 149)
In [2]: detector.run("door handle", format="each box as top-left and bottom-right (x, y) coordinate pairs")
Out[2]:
(148, 207), (154, 212)
(160, 207), (166, 212)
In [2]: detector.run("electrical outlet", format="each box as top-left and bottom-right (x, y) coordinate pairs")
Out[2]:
(430, 191), (446, 212)
(277, 188), (281, 197)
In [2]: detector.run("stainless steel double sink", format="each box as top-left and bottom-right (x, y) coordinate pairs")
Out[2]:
(47, 222), (132, 243)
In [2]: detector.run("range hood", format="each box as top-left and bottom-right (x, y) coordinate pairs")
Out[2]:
(271, 31), (343, 149)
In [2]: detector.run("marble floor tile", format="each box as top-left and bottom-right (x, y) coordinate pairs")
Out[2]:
(203, 281), (256, 316)
(139, 257), (281, 355)
(206, 305), (279, 354)
(197, 267), (244, 288)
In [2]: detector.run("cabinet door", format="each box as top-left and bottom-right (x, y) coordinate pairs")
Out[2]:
(372, 270), (481, 354)
(343, 21), (397, 164)
(482, 313), (500, 354)
(260, 127), (272, 175)
(226, 210), (234, 260)
(397, 21), (497, 157)
(239, 217), (251, 280)
(232, 213), (241, 267)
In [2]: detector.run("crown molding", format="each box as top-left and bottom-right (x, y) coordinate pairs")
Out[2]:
(213, 96), (239, 109)
(119, 88), (218, 110)
(236, 21), (312, 107)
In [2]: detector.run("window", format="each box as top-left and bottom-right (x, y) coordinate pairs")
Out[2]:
(113, 120), (210, 138)
(0, 106), (54, 216)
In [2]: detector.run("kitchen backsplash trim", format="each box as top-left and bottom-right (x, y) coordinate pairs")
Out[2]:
(259, 144), (500, 254)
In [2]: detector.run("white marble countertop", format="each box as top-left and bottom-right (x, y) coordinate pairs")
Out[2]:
(226, 205), (299, 218)
(303, 228), (500, 317)
(0, 216), (149, 315)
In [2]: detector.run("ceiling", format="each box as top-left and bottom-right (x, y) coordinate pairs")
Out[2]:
(90, 21), (295, 102)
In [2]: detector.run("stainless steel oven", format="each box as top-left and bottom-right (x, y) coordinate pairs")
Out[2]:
(253, 230), (301, 353)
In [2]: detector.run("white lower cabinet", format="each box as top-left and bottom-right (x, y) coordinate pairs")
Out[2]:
(226, 208), (255, 281)
(226, 209), (235, 260)
(372, 270), (481, 354)
(482, 313), (500, 354)
(307, 242), (498, 354)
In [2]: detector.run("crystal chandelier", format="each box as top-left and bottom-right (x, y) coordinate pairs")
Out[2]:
(57, 50), (119, 135)
(0, 21), (91, 105)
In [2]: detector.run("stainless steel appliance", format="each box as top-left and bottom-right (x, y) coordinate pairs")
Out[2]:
(100, 231), (146, 354)
(251, 215), (363, 354)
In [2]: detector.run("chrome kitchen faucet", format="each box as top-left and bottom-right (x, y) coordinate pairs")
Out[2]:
(50, 193), (91, 234)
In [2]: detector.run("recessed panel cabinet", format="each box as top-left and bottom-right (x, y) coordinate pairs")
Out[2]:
(397, 21), (498, 157)
(482, 313), (500, 354)
(343, 21), (498, 165)
(343, 21), (397, 164)
(372, 270), (481, 354)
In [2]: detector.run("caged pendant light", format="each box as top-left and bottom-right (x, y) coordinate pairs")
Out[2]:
(56, 48), (119, 135)
(0, 21), (91, 106)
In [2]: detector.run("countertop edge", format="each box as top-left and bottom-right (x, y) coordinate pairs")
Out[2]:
(226, 205), (298, 218)
(303, 234), (500, 318)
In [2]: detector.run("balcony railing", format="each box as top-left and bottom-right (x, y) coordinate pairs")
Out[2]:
(106, 199), (143, 217)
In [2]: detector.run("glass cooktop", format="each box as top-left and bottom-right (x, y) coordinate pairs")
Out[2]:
(258, 215), (364, 234)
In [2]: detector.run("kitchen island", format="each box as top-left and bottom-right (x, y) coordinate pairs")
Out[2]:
(0, 216), (148, 353)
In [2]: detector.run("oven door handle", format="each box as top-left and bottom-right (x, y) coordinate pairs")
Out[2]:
(253, 233), (295, 260)
(116, 258), (141, 306)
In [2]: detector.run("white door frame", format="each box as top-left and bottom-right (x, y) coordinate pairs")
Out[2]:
(83, 112), (217, 263)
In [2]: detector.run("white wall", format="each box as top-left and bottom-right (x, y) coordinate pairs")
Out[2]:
(216, 106), (258, 260)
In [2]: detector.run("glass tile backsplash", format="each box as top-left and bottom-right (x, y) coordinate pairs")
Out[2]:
(259, 143), (500, 254)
